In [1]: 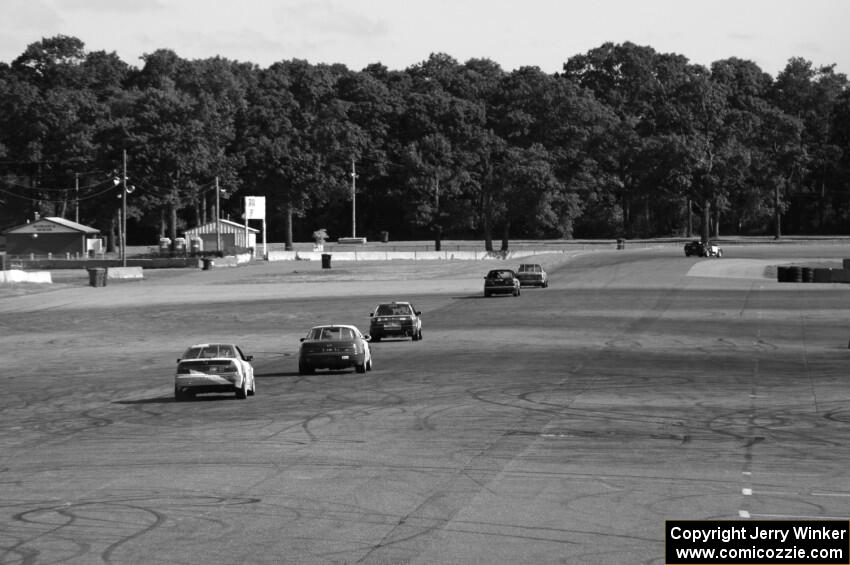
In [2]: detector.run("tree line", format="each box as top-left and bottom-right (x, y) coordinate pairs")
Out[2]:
(1, 35), (848, 250)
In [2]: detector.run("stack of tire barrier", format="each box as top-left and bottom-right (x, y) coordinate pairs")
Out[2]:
(777, 262), (850, 283)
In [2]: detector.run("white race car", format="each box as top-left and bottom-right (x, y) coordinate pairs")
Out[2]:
(174, 343), (256, 401)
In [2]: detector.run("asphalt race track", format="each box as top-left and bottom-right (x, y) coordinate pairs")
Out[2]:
(1, 245), (849, 564)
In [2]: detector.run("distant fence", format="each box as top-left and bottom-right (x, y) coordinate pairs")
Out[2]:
(3, 257), (199, 270)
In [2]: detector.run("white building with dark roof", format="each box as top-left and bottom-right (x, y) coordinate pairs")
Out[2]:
(183, 219), (259, 254)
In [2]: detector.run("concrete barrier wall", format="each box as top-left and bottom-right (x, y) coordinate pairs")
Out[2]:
(266, 249), (569, 262)
(9, 257), (198, 270)
(106, 266), (144, 279)
(201, 253), (253, 268)
(0, 269), (52, 284)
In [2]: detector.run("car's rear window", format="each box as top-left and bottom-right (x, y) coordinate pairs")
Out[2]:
(376, 304), (411, 316)
(182, 345), (236, 359)
(308, 327), (355, 340)
(518, 264), (541, 273)
(488, 270), (513, 278)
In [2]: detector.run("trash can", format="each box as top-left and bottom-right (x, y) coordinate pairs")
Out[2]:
(159, 237), (171, 256)
(616, 238), (625, 250)
(321, 253), (332, 269)
(87, 267), (107, 288)
(172, 237), (187, 255)
(202, 258), (214, 270)
(190, 237), (202, 256)
(380, 230), (389, 243)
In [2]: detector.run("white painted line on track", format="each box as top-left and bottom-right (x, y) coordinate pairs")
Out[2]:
(741, 490), (850, 497)
(752, 513), (850, 520)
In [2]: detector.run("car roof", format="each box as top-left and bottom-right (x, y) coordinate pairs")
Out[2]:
(376, 301), (411, 306)
(186, 343), (237, 348)
(488, 269), (514, 273)
(309, 324), (359, 331)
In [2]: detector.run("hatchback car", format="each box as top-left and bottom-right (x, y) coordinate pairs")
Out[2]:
(516, 263), (548, 287)
(174, 343), (255, 401)
(298, 324), (372, 374)
(484, 269), (521, 297)
(369, 302), (422, 341)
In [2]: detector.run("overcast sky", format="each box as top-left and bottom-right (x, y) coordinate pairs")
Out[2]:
(2, 0), (849, 77)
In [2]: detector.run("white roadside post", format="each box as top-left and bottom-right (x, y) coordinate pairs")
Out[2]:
(244, 196), (266, 259)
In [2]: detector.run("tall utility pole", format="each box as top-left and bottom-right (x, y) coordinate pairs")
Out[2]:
(215, 176), (222, 253)
(74, 173), (79, 223)
(121, 150), (128, 267)
(350, 158), (358, 238)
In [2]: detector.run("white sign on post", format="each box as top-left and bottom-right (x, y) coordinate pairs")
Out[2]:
(244, 196), (267, 259)
(244, 196), (266, 220)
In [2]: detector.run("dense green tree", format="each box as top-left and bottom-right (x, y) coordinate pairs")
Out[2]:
(771, 58), (847, 233)
(239, 60), (353, 250)
(2, 35), (848, 247)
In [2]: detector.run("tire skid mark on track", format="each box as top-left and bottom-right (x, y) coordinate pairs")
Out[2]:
(4, 494), (259, 565)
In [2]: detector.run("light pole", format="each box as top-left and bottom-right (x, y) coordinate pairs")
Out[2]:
(115, 150), (135, 267)
(350, 158), (358, 238)
(74, 172), (79, 223)
(215, 176), (225, 253)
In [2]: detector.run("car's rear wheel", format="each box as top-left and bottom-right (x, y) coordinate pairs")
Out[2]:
(174, 386), (187, 402)
(299, 361), (314, 375)
(355, 363), (366, 374)
(236, 379), (248, 399)
(371, 335), (381, 342)
(366, 357), (373, 371)
(484, 290), (491, 297)
(412, 330), (420, 341)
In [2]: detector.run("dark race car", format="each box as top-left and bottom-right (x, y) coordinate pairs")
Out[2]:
(484, 269), (521, 297)
(298, 324), (372, 375)
(684, 240), (706, 257)
(369, 301), (422, 342)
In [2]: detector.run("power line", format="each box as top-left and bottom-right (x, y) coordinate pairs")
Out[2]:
(0, 173), (116, 192)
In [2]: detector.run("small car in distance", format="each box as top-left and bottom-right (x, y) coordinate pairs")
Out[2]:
(298, 324), (372, 374)
(684, 240), (723, 257)
(369, 301), (422, 342)
(705, 242), (723, 257)
(484, 269), (521, 297)
(684, 240), (706, 257)
(516, 263), (548, 288)
(174, 343), (255, 401)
